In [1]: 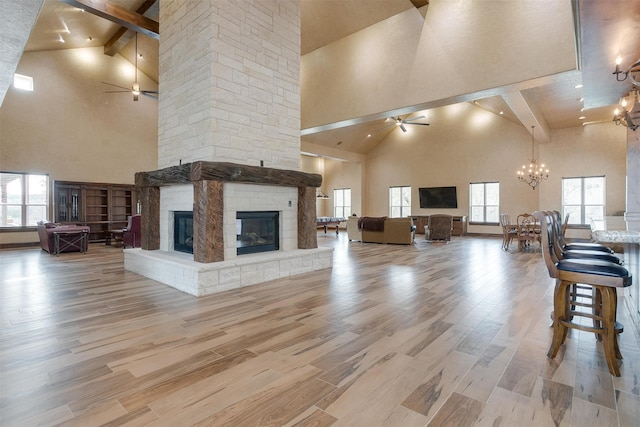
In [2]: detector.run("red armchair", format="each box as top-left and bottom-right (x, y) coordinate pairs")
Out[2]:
(122, 215), (141, 248)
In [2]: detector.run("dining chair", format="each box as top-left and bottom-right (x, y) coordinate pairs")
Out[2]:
(516, 213), (540, 250)
(499, 213), (518, 251)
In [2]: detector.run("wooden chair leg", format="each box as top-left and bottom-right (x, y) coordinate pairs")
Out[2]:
(548, 280), (571, 359)
(600, 286), (621, 376)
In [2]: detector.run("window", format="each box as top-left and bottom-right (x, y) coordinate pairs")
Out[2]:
(333, 188), (351, 218)
(0, 172), (48, 227)
(389, 186), (411, 218)
(470, 182), (499, 224)
(562, 176), (605, 225)
(13, 73), (34, 91)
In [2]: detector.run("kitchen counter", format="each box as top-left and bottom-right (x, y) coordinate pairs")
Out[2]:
(591, 216), (640, 316)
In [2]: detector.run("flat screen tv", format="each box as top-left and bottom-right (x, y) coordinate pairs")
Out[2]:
(419, 186), (457, 209)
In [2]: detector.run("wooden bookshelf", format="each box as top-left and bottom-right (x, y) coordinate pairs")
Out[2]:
(54, 181), (137, 242)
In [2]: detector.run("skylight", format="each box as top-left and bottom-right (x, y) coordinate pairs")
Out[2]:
(13, 74), (33, 91)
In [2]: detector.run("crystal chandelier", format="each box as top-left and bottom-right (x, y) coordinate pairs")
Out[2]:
(517, 126), (549, 190)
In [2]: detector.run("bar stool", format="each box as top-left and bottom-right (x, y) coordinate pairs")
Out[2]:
(551, 211), (614, 253)
(548, 211), (625, 353)
(548, 213), (622, 265)
(533, 211), (632, 376)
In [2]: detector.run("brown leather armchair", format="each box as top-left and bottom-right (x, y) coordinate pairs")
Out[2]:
(122, 214), (141, 248)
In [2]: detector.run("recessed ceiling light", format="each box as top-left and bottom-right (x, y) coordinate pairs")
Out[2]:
(580, 108), (585, 112)
(499, 111), (504, 115)
(579, 116), (586, 120)
(575, 84), (583, 89)
(579, 97), (584, 102)
(367, 134), (371, 138)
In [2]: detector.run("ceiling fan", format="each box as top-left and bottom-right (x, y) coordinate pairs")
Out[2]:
(377, 115), (430, 132)
(102, 33), (158, 101)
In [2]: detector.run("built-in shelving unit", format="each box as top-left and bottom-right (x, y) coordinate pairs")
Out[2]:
(54, 181), (137, 242)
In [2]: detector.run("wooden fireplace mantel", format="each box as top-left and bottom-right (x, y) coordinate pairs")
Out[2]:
(134, 161), (322, 262)
(135, 161), (322, 188)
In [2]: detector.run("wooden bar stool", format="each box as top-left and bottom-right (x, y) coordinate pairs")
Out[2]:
(534, 211), (632, 376)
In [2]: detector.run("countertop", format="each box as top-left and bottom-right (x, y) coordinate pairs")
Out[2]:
(591, 216), (640, 244)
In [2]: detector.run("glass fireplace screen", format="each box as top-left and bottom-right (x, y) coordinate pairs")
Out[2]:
(174, 211), (194, 254)
(236, 211), (279, 255)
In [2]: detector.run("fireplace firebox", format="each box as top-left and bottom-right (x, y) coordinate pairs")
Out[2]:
(174, 211), (194, 254)
(237, 211), (279, 255)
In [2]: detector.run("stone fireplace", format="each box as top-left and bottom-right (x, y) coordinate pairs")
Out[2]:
(123, 2), (332, 296)
(124, 162), (332, 296)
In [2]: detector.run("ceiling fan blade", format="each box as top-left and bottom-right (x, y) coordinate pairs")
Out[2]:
(133, 93), (139, 102)
(404, 115), (425, 122)
(400, 124), (407, 132)
(141, 90), (159, 94)
(104, 90), (131, 93)
(410, 123), (430, 126)
(101, 81), (130, 91)
(141, 92), (159, 99)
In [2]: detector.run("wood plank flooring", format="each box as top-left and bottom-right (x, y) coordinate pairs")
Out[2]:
(1, 234), (639, 426)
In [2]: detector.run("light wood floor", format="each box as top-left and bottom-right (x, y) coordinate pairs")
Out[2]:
(1, 234), (639, 426)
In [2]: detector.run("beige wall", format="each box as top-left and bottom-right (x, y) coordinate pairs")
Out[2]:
(0, 47), (158, 245)
(300, 155), (363, 218)
(301, 0), (576, 129)
(322, 158), (363, 218)
(333, 103), (627, 235)
(0, 47), (158, 182)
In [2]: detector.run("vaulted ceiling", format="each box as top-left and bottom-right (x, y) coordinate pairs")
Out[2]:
(2, 0), (639, 157)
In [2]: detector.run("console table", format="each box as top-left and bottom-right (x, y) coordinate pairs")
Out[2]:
(412, 215), (467, 236)
(53, 230), (88, 256)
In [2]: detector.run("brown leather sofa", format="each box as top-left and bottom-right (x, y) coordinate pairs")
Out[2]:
(346, 216), (415, 244)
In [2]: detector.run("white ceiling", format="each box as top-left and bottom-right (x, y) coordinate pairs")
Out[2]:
(5, 0), (640, 156)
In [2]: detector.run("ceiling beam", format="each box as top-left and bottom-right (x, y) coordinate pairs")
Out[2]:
(410, 0), (430, 8)
(59, 0), (159, 40)
(104, 0), (158, 56)
(502, 90), (551, 143)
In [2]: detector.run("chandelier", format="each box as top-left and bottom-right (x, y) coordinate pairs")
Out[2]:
(517, 126), (549, 190)
(613, 89), (639, 131)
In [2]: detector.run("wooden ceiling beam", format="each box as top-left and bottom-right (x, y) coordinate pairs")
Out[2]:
(103, 0), (158, 56)
(59, 0), (159, 40)
(410, 0), (429, 8)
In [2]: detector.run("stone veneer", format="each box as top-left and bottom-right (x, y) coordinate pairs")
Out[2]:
(158, 0), (301, 170)
(125, 247), (332, 297)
